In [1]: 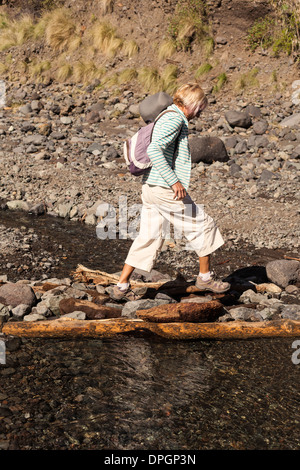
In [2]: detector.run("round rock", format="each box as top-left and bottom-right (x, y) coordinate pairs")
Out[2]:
(0, 283), (36, 308)
(189, 136), (229, 163)
(266, 259), (300, 288)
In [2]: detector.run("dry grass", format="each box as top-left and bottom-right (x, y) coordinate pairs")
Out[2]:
(0, 62), (8, 76)
(235, 67), (260, 92)
(30, 60), (51, 80)
(56, 63), (73, 82)
(138, 65), (179, 94)
(117, 68), (138, 84)
(177, 20), (196, 46)
(161, 64), (178, 94)
(122, 39), (139, 58)
(138, 67), (163, 93)
(72, 61), (105, 83)
(0, 14), (35, 51)
(158, 39), (176, 60)
(44, 8), (81, 52)
(88, 21), (123, 57)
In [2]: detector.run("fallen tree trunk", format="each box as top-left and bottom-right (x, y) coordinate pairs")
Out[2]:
(2, 318), (300, 340)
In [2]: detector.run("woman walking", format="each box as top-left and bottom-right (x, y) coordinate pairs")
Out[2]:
(111, 83), (230, 301)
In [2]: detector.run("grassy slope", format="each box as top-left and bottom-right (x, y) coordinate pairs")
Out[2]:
(0, 0), (298, 99)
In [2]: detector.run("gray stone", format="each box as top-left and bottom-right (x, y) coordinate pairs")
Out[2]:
(215, 36), (227, 45)
(86, 142), (104, 154)
(6, 200), (30, 211)
(57, 203), (73, 218)
(30, 202), (46, 216)
(259, 169), (277, 183)
(155, 292), (177, 303)
(11, 304), (31, 319)
(253, 120), (268, 135)
(42, 294), (67, 316)
(285, 285), (299, 295)
(31, 100), (43, 111)
(0, 303), (10, 321)
(224, 136), (238, 149)
(60, 116), (72, 125)
(266, 259), (300, 288)
(229, 306), (263, 321)
(128, 104), (140, 117)
(280, 304), (300, 320)
(61, 311), (86, 320)
(23, 313), (46, 322)
(235, 140), (248, 154)
(19, 104), (32, 115)
(50, 132), (66, 140)
(258, 307), (278, 320)
(239, 289), (266, 304)
(85, 111), (101, 123)
(0, 283), (36, 308)
(23, 134), (45, 145)
(225, 110), (252, 129)
(280, 113), (300, 128)
(291, 144), (300, 159)
(248, 135), (269, 148)
(244, 105), (261, 118)
(31, 301), (52, 317)
(230, 163), (242, 176)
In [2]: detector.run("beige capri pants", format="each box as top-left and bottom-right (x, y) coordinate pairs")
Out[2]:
(125, 184), (224, 273)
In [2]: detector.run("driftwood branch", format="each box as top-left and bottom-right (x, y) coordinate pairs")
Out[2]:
(2, 317), (300, 340)
(72, 264), (171, 288)
(284, 256), (300, 262)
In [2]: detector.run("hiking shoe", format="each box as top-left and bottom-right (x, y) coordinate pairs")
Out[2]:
(195, 273), (230, 294)
(110, 285), (142, 302)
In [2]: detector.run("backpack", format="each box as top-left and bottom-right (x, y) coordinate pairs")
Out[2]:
(123, 110), (180, 176)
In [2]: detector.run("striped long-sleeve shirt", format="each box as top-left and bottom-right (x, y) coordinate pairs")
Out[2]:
(142, 104), (191, 190)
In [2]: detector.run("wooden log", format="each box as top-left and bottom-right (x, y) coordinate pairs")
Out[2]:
(136, 300), (224, 323)
(2, 318), (300, 340)
(72, 264), (170, 288)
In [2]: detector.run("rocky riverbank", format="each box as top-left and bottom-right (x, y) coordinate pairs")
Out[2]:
(0, 79), (299, 330)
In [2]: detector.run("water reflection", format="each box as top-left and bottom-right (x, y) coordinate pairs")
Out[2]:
(3, 336), (300, 450)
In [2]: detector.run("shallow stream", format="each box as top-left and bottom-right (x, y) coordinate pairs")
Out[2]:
(0, 209), (299, 450)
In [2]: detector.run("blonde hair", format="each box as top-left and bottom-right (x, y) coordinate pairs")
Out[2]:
(173, 83), (208, 118)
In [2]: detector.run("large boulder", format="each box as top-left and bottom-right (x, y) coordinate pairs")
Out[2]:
(189, 136), (229, 164)
(139, 92), (173, 123)
(266, 259), (300, 288)
(0, 283), (36, 308)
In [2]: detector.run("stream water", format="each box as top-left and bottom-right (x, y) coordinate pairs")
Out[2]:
(0, 209), (299, 451)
